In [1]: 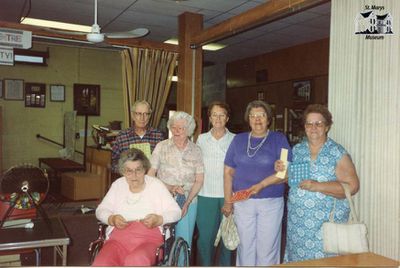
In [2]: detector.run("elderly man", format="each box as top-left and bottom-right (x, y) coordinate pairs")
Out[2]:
(111, 100), (164, 173)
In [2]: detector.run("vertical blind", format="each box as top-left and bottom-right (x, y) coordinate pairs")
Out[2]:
(329, 0), (400, 260)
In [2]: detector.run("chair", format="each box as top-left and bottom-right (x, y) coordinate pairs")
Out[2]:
(88, 222), (190, 266)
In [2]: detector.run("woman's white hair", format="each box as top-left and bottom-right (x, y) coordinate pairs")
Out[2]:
(167, 111), (196, 137)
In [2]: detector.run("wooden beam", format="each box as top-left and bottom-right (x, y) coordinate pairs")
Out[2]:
(190, 0), (330, 48)
(177, 12), (203, 139)
(0, 20), (178, 52)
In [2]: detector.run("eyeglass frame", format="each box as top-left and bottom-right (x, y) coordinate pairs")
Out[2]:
(133, 111), (151, 118)
(123, 166), (146, 176)
(210, 113), (227, 119)
(305, 120), (326, 128)
(249, 112), (267, 119)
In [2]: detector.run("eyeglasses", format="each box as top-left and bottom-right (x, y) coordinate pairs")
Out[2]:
(305, 121), (326, 128)
(124, 166), (145, 176)
(134, 112), (151, 118)
(211, 113), (227, 119)
(249, 112), (267, 119)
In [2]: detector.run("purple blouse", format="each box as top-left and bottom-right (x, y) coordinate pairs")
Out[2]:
(224, 131), (292, 198)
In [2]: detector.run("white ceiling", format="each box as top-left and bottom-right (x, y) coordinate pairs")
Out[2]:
(0, 0), (331, 64)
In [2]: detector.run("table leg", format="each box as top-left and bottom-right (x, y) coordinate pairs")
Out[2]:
(53, 245), (67, 265)
(53, 246), (57, 265)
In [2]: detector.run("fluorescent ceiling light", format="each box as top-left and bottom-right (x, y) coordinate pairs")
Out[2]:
(21, 17), (92, 33)
(164, 38), (226, 51)
(15, 55), (44, 64)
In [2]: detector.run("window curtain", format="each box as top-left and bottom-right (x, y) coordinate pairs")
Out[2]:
(121, 47), (178, 128)
(329, 0), (400, 260)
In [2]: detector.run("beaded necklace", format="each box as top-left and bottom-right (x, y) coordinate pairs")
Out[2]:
(246, 130), (269, 158)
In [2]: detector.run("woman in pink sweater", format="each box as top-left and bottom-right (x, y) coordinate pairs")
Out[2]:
(92, 148), (181, 266)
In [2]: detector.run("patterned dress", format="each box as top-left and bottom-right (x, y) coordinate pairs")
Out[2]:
(284, 138), (351, 262)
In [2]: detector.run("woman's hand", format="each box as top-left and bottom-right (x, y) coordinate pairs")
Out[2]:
(274, 160), (287, 172)
(108, 214), (128, 229)
(171, 185), (185, 195)
(221, 201), (233, 217)
(299, 179), (319, 192)
(141, 214), (163, 228)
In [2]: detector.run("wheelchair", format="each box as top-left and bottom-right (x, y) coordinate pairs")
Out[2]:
(88, 221), (190, 266)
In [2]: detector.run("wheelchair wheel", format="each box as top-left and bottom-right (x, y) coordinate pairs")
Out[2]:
(167, 237), (190, 266)
(88, 240), (103, 265)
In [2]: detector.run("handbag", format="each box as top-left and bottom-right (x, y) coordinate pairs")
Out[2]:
(322, 182), (369, 254)
(214, 215), (240, 250)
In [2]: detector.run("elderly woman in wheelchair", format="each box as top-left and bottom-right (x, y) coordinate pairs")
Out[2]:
(91, 148), (181, 266)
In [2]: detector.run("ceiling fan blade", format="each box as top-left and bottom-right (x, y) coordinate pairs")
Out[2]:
(105, 28), (149, 39)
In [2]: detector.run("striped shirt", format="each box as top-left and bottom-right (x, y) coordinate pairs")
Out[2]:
(196, 129), (235, 198)
(111, 127), (164, 172)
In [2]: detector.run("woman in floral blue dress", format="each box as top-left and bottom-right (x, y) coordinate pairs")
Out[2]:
(283, 104), (360, 262)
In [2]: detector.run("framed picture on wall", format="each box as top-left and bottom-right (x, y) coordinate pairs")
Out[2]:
(293, 80), (312, 102)
(257, 91), (264, 100)
(25, 83), (46, 108)
(4, 79), (24, 100)
(50, 84), (65, 102)
(73, 83), (100, 116)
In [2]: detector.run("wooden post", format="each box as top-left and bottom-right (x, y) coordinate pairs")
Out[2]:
(83, 114), (89, 170)
(177, 12), (203, 139)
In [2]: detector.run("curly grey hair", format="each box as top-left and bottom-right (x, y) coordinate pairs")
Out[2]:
(118, 148), (151, 175)
(167, 111), (196, 137)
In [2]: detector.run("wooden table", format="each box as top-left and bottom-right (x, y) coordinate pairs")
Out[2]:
(0, 217), (70, 265)
(277, 252), (399, 267)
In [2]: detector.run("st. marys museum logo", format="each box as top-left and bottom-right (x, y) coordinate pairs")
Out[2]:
(355, 5), (393, 40)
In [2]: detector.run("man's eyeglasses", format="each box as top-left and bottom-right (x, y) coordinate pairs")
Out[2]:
(249, 112), (267, 119)
(305, 121), (326, 128)
(124, 167), (145, 176)
(134, 112), (151, 118)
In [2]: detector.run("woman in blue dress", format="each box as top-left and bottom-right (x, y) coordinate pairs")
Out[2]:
(283, 104), (359, 262)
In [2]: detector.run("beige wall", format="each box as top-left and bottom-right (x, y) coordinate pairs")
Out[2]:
(0, 43), (124, 171)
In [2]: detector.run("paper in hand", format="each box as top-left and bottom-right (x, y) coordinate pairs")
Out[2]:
(276, 148), (288, 179)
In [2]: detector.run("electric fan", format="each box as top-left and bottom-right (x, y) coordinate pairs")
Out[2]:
(0, 164), (50, 229)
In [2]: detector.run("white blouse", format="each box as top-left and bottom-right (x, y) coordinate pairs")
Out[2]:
(196, 129), (235, 198)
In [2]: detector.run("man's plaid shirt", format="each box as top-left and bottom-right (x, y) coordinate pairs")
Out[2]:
(111, 126), (164, 172)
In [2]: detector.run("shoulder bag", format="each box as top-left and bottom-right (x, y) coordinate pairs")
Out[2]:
(322, 182), (369, 254)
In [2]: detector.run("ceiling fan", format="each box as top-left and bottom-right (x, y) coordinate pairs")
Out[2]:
(45, 0), (149, 43)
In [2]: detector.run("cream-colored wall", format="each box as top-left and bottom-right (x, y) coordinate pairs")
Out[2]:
(0, 43), (124, 171)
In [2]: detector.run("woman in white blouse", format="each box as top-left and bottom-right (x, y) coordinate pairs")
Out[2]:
(196, 101), (235, 266)
(93, 148), (181, 266)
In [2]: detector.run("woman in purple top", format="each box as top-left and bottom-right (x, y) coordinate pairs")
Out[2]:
(222, 100), (291, 266)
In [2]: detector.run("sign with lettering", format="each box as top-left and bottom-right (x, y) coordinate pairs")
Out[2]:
(0, 28), (32, 49)
(0, 47), (14, 66)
